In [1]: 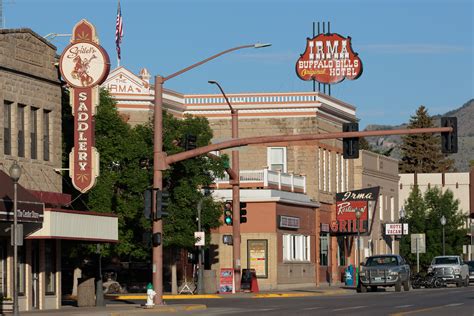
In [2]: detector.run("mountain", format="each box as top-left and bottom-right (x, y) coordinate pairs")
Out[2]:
(364, 99), (474, 172)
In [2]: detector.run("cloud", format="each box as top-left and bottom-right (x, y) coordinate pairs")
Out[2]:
(359, 44), (467, 54)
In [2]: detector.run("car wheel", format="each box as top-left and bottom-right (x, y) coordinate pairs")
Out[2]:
(370, 286), (377, 292)
(456, 281), (462, 288)
(403, 280), (410, 291)
(357, 284), (367, 293)
(395, 280), (402, 292)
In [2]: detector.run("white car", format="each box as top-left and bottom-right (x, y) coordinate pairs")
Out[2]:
(428, 256), (469, 287)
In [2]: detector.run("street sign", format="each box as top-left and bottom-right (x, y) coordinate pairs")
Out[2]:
(194, 231), (205, 246)
(411, 233), (426, 254)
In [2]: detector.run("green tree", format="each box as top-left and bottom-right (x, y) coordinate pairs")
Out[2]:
(62, 89), (226, 262)
(399, 105), (454, 173)
(400, 185), (467, 270)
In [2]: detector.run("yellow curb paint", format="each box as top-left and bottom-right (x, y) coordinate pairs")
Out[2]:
(184, 305), (207, 311)
(107, 294), (221, 300)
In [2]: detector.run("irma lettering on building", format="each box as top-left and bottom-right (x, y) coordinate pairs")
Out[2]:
(331, 187), (380, 235)
(296, 33), (363, 84)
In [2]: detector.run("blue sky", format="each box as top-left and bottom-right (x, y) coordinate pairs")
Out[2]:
(7, 0), (473, 128)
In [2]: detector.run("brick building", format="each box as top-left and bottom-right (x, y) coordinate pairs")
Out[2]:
(103, 66), (399, 289)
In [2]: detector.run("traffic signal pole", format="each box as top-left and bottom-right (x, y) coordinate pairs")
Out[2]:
(230, 108), (241, 291)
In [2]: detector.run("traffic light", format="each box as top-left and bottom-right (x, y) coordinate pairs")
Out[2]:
(342, 122), (359, 159)
(239, 202), (247, 223)
(154, 189), (169, 221)
(144, 189), (152, 219)
(223, 200), (233, 225)
(184, 134), (197, 151)
(441, 117), (458, 154)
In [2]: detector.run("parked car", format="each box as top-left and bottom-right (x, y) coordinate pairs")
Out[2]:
(428, 256), (469, 287)
(357, 255), (411, 293)
(466, 261), (474, 284)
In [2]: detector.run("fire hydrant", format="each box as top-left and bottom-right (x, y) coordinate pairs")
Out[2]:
(145, 283), (156, 308)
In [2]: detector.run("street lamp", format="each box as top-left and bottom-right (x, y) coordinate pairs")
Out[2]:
(355, 209), (362, 282)
(9, 161), (21, 316)
(208, 80), (241, 291)
(441, 215), (446, 256)
(152, 43), (271, 304)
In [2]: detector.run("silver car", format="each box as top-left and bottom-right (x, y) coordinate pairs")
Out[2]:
(358, 255), (411, 292)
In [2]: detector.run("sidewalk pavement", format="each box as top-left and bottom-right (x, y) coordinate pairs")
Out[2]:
(18, 284), (355, 316)
(105, 283), (354, 301)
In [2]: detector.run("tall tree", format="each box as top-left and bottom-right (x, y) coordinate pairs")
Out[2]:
(62, 89), (226, 262)
(400, 185), (467, 270)
(399, 105), (454, 173)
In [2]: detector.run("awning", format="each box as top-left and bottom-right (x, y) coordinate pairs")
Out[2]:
(0, 170), (44, 223)
(28, 208), (118, 242)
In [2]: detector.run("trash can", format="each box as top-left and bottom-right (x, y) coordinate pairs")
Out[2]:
(344, 265), (355, 286)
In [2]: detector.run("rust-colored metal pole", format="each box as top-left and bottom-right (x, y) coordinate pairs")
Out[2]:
(153, 75), (164, 305)
(231, 109), (241, 291)
(166, 126), (453, 165)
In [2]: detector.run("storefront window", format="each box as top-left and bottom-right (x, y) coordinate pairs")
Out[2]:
(45, 241), (56, 295)
(319, 233), (329, 266)
(283, 234), (310, 262)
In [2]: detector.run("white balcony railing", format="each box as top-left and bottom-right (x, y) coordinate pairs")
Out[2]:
(214, 169), (306, 194)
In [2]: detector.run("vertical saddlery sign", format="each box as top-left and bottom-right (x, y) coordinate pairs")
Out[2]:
(59, 20), (110, 193)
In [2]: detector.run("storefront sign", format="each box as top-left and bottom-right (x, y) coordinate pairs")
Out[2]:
(247, 239), (268, 278)
(278, 215), (300, 229)
(219, 268), (234, 293)
(331, 187), (379, 235)
(59, 20), (110, 193)
(296, 33), (363, 84)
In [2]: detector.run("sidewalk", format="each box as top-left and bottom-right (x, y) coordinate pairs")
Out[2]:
(105, 282), (354, 300)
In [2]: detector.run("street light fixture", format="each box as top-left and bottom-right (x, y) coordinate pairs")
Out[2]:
(208, 80), (241, 291)
(152, 43), (271, 304)
(440, 215), (446, 256)
(355, 209), (362, 284)
(9, 161), (21, 316)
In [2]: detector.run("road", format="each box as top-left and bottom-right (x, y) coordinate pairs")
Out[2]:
(152, 286), (474, 316)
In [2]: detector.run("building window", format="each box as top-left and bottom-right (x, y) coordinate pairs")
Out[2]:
(31, 107), (38, 159)
(318, 148), (322, 190)
(4, 101), (12, 155)
(283, 234), (310, 262)
(45, 241), (56, 295)
(17, 104), (26, 157)
(328, 151), (332, 192)
(323, 149), (327, 191)
(379, 194), (384, 221)
(43, 110), (50, 161)
(0, 241), (5, 296)
(267, 147), (287, 172)
(337, 237), (346, 266)
(390, 196), (395, 221)
(319, 233), (329, 266)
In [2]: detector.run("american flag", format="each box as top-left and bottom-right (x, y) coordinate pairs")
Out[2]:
(115, 0), (123, 61)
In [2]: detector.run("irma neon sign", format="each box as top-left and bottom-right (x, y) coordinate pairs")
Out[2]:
(296, 33), (363, 84)
(59, 20), (110, 193)
(330, 187), (379, 235)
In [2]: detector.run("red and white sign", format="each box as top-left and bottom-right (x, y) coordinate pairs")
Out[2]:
(296, 33), (363, 84)
(59, 20), (110, 193)
(385, 223), (409, 236)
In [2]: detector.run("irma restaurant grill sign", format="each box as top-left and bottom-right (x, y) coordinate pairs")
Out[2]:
(59, 20), (110, 193)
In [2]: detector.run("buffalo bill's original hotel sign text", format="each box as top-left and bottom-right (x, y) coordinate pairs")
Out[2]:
(296, 33), (362, 84)
(59, 20), (110, 193)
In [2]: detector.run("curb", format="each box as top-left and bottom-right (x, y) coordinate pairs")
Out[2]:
(105, 289), (352, 301)
(108, 304), (207, 315)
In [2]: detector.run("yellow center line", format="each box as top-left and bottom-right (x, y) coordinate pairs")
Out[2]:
(390, 305), (447, 316)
